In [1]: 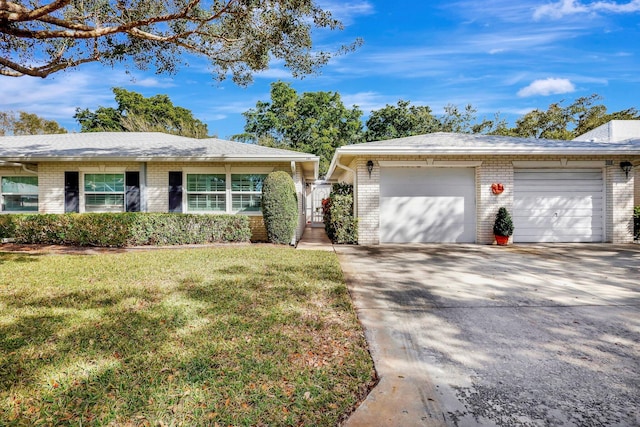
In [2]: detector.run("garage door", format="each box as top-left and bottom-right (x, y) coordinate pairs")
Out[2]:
(513, 169), (603, 242)
(380, 167), (476, 243)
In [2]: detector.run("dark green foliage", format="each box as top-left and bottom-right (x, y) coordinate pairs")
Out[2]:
(493, 207), (514, 237)
(0, 213), (251, 247)
(0, 111), (67, 136)
(74, 88), (209, 138)
(324, 183), (358, 244)
(0, 215), (16, 238)
(261, 171), (298, 244)
(634, 206), (640, 239)
(239, 81), (364, 175)
(2, 1), (358, 81)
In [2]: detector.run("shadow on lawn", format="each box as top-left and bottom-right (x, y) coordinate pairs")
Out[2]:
(0, 248), (372, 426)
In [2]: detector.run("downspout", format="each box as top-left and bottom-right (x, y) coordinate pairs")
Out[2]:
(0, 161), (38, 175)
(335, 159), (357, 218)
(290, 161), (298, 246)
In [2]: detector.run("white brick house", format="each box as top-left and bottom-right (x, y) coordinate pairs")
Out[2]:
(326, 131), (639, 244)
(0, 132), (319, 242)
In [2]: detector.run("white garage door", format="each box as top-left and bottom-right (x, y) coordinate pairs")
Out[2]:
(380, 167), (476, 243)
(513, 169), (604, 242)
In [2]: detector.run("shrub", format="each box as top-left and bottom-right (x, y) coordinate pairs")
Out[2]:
(0, 215), (16, 240)
(0, 213), (251, 247)
(634, 206), (640, 240)
(493, 207), (514, 237)
(261, 171), (298, 244)
(324, 183), (358, 244)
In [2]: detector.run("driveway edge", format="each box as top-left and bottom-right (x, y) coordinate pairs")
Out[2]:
(337, 247), (447, 427)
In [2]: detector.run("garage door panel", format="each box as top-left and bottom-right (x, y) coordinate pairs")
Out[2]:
(514, 196), (603, 210)
(514, 168), (603, 243)
(513, 206), (601, 217)
(380, 168), (476, 243)
(515, 170), (603, 180)
(514, 182), (604, 192)
(380, 168), (474, 197)
(514, 216), (603, 229)
(516, 228), (603, 243)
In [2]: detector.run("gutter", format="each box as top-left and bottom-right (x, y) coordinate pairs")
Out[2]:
(332, 147), (640, 156)
(0, 160), (38, 175)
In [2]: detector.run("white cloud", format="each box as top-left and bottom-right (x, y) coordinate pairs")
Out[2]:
(534, 0), (640, 20)
(254, 68), (294, 79)
(341, 91), (387, 112)
(318, 1), (375, 24)
(517, 78), (576, 97)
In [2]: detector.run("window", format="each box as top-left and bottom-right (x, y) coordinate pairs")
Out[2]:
(84, 173), (125, 212)
(231, 174), (266, 212)
(186, 174), (226, 212)
(1, 176), (38, 212)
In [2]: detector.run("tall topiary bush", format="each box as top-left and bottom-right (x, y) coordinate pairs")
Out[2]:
(493, 207), (514, 237)
(324, 183), (357, 244)
(262, 171), (298, 244)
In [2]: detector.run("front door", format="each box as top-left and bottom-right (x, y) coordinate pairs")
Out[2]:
(309, 184), (331, 227)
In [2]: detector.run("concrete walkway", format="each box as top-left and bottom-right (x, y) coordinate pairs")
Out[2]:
(296, 226), (334, 251)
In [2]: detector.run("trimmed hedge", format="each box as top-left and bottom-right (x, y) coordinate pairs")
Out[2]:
(261, 171), (298, 244)
(0, 213), (251, 247)
(323, 183), (358, 244)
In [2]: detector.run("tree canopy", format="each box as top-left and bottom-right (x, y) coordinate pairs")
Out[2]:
(364, 95), (638, 143)
(0, 0), (360, 82)
(237, 81), (363, 174)
(498, 94), (640, 139)
(0, 110), (67, 135)
(74, 87), (209, 138)
(364, 101), (506, 142)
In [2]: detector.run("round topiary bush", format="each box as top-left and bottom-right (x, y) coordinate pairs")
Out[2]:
(261, 171), (298, 244)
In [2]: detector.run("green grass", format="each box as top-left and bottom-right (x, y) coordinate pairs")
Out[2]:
(0, 247), (374, 426)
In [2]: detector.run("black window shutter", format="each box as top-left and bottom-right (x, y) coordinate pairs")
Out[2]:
(64, 171), (80, 213)
(126, 171), (141, 212)
(168, 171), (183, 213)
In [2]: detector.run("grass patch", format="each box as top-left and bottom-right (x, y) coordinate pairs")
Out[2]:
(0, 247), (374, 426)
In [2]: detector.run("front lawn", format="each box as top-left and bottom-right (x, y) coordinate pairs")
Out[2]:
(0, 247), (374, 426)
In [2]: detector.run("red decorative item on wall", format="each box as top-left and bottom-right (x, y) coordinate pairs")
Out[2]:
(491, 183), (504, 195)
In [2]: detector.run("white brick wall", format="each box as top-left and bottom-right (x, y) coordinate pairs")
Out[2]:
(606, 160), (635, 243)
(37, 162), (140, 214)
(31, 161), (305, 219)
(336, 154), (639, 245)
(476, 159), (513, 244)
(633, 168), (640, 206)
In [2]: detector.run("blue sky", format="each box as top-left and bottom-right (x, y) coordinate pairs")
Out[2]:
(1, 0), (639, 139)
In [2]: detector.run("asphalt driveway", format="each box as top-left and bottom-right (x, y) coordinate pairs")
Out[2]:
(337, 244), (640, 427)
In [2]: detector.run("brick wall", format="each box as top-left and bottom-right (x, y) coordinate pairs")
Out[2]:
(607, 160), (635, 243)
(354, 158), (379, 245)
(635, 169), (640, 207)
(476, 158), (513, 244)
(248, 216), (268, 242)
(36, 162), (140, 214)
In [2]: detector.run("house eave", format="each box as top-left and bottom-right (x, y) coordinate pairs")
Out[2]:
(326, 147), (640, 181)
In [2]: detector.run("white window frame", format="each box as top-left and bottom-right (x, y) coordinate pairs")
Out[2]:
(0, 175), (39, 213)
(230, 173), (268, 214)
(185, 173), (227, 212)
(182, 167), (274, 215)
(82, 172), (126, 213)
